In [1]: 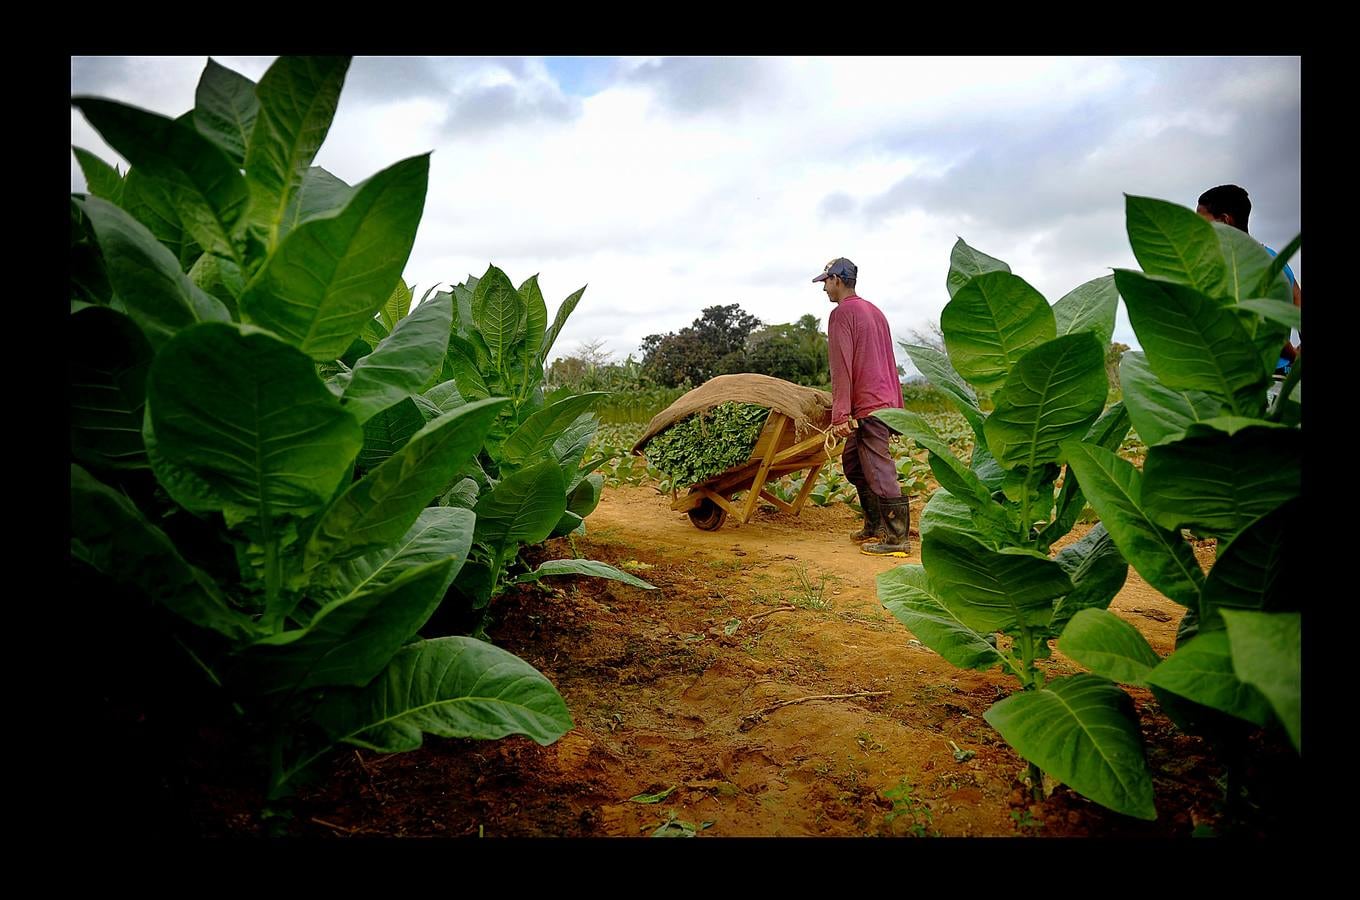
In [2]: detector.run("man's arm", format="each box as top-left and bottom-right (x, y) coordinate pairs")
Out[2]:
(828, 310), (854, 428)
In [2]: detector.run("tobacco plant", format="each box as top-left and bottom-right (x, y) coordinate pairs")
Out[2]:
(69, 56), (581, 800)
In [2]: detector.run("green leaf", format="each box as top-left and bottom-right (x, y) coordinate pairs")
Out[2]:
(1050, 523), (1130, 633)
(279, 166), (354, 242)
(442, 335), (491, 399)
(946, 237), (1011, 299)
(1144, 630), (1272, 727)
(567, 472), (604, 517)
(72, 146), (124, 204)
(147, 323), (363, 524)
(120, 169), (203, 271)
(472, 265), (526, 369)
(380, 278), (415, 331)
(919, 489), (1007, 550)
(985, 674), (1155, 820)
(983, 333), (1108, 469)
(555, 413), (601, 487)
(316, 506), (476, 601)
(186, 251), (243, 316)
(70, 306), (153, 470)
(302, 397), (508, 574)
(1040, 403), (1130, 552)
(473, 461), (569, 562)
(1203, 501), (1296, 612)
(1052, 275), (1118, 346)
(1141, 426), (1300, 537)
(356, 397), (426, 471)
(541, 285), (587, 359)
(80, 197), (230, 350)
(1213, 222), (1293, 305)
(243, 558), (454, 694)
(193, 58), (259, 167)
(1058, 608), (1160, 686)
(70, 464), (258, 640)
(440, 477), (480, 510)
(1119, 351), (1223, 447)
(941, 271), (1056, 391)
(422, 379), (468, 415)
(342, 290), (453, 424)
(1259, 234), (1301, 297)
(900, 342), (985, 438)
(513, 558), (658, 590)
(519, 274), (549, 382)
(244, 55), (350, 249)
(315, 636), (572, 750)
(1113, 270), (1267, 416)
(921, 528), (1072, 633)
(1062, 442), (1204, 609)
(1221, 610), (1300, 751)
(72, 97), (247, 262)
(239, 154), (430, 361)
(629, 786), (677, 803)
(500, 393), (606, 470)
(1237, 298), (1301, 332)
(1124, 195), (1227, 296)
(878, 564), (1012, 673)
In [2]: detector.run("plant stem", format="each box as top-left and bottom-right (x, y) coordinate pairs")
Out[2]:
(1267, 352), (1301, 421)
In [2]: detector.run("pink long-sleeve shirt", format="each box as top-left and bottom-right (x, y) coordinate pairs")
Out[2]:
(828, 295), (904, 425)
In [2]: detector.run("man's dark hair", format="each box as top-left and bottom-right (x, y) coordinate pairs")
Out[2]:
(842, 276), (856, 290)
(1198, 184), (1251, 232)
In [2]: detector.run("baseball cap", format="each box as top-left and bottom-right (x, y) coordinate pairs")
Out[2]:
(813, 257), (857, 282)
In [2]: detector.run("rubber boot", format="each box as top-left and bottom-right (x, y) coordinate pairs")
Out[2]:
(850, 487), (883, 543)
(861, 495), (911, 556)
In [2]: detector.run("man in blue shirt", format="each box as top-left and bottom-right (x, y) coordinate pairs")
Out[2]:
(1196, 184), (1302, 374)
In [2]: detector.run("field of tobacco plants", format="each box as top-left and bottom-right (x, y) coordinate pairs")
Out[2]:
(70, 56), (1299, 839)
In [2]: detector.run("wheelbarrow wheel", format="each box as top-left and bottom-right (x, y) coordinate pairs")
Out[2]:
(687, 494), (728, 531)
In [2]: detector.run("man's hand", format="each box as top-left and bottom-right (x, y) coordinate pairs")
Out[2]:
(832, 420), (855, 439)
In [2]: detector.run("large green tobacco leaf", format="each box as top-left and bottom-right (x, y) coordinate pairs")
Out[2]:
(120, 170), (203, 271)
(186, 251), (243, 316)
(919, 489), (1009, 550)
(541, 286), (587, 360)
(1113, 270), (1266, 416)
(70, 464), (258, 640)
(1203, 501), (1295, 612)
(921, 528), (1072, 633)
(555, 414), (601, 487)
(422, 379), (468, 415)
(442, 335), (491, 399)
(513, 559), (657, 591)
(314, 636), (572, 751)
(1221, 610), (1300, 751)
(874, 409), (1015, 538)
(302, 397), (507, 574)
(81, 197), (230, 350)
(70, 306), (153, 470)
(141, 414), (222, 515)
(1058, 608), (1160, 686)
(193, 58), (259, 167)
(379, 278), (414, 331)
(983, 333), (1107, 469)
(878, 564), (1013, 674)
(279, 166), (354, 243)
(317, 506), (476, 601)
(518, 274), (549, 385)
(1050, 524), (1129, 634)
(71, 198), (115, 306)
(473, 461), (569, 562)
(567, 472), (604, 517)
(945, 237), (1011, 299)
(243, 559), (453, 694)
(985, 674), (1155, 820)
(356, 397), (425, 471)
(147, 323), (363, 520)
(244, 55), (350, 249)
(941, 271), (1056, 392)
(1213, 222), (1293, 305)
(72, 146), (124, 204)
(900, 343), (985, 438)
(239, 154), (430, 361)
(1237, 298), (1301, 332)
(1119, 351), (1223, 447)
(1124, 195), (1227, 297)
(1052, 275), (1119, 347)
(500, 393), (606, 470)
(1141, 425), (1300, 537)
(472, 265), (526, 369)
(1062, 442), (1204, 609)
(72, 98), (247, 262)
(1039, 402), (1130, 552)
(1144, 630), (1272, 727)
(342, 290), (453, 424)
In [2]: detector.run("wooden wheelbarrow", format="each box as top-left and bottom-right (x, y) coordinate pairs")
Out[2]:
(670, 411), (845, 530)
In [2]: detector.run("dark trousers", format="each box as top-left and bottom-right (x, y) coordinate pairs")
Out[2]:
(842, 415), (901, 498)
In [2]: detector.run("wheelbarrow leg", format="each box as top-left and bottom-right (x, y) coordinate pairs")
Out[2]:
(741, 415), (787, 523)
(791, 462), (824, 514)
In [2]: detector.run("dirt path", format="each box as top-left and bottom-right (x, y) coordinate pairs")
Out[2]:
(290, 486), (1227, 838)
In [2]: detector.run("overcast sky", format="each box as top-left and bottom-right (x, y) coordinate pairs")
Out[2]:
(70, 55), (1302, 373)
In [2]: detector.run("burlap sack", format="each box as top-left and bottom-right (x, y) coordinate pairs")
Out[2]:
(632, 374), (833, 455)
